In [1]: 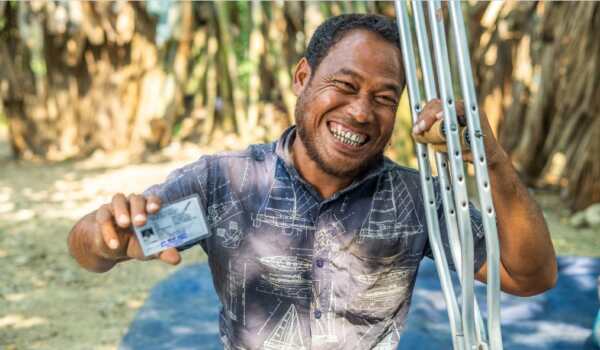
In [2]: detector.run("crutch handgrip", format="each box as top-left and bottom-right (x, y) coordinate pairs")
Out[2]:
(414, 119), (471, 151)
(413, 119), (446, 144)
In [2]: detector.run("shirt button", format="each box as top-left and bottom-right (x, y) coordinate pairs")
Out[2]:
(316, 259), (324, 268)
(314, 310), (322, 319)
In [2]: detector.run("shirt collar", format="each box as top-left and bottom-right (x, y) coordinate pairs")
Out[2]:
(274, 126), (393, 199)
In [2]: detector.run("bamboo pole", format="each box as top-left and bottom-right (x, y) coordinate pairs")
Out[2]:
(215, 1), (249, 141)
(247, 0), (264, 132)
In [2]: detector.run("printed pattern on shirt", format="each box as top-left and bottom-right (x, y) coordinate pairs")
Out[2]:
(147, 128), (486, 350)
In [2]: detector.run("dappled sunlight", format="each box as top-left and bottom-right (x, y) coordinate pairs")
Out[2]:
(0, 314), (48, 329)
(126, 298), (145, 310)
(0, 1), (597, 348)
(0, 139), (208, 349)
(12, 209), (35, 222)
(4, 293), (28, 302)
(511, 321), (591, 347)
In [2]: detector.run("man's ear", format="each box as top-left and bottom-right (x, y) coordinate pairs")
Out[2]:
(293, 57), (312, 96)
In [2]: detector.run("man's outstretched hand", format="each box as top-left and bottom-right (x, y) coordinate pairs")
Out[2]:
(68, 193), (181, 273)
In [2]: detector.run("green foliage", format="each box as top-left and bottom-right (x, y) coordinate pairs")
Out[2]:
(233, 0), (251, 92)
(172, 120), (183, 138)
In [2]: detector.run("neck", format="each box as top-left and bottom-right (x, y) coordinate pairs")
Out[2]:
(291, 135), (353, 199)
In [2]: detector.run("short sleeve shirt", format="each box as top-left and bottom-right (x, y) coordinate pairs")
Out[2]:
(145, 126), (486, 350)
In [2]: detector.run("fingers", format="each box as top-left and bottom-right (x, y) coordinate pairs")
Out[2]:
(413, 99), (442, 135)
(146, 195), (162, 214)
(158, 248), (182, 265)
(112, 193), (131, 228)
(96, 204), (120, 250)
(128, 193), (147, 227)
(413, 99), (467, 136)
(97, 193), (179, 265)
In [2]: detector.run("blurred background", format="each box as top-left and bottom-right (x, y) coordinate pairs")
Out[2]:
(0, 1), (598, 349)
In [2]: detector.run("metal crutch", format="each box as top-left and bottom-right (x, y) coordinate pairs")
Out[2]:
(447, 2), (503, 348)
(410, 0), (487, 346)
(394, 1), (503, 349)
(395, 2), (465, 349)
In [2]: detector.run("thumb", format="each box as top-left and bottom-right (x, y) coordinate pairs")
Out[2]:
(158, 248), (182, 265)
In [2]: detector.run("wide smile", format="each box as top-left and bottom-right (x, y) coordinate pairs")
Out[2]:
(327, 121), (370, 149)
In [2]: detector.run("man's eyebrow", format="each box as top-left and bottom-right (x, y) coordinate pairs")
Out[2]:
(381, 82), (402, 95)
(335, 68), (363, 80)
(334, 68), (401, 95)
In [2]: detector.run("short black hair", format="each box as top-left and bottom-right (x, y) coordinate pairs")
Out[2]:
(305, 14), (400, 72)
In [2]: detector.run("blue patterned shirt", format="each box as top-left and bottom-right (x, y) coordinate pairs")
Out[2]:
(146, 127), (486, 350)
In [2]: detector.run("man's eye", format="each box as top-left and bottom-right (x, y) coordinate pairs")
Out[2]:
(375, 95), (397, 106)
(334, 80), (355, 91)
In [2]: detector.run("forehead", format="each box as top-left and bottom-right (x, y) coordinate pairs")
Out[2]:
(316, 29), (403, 84)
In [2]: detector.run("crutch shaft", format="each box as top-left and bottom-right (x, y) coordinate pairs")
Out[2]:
(412, 0), (487, 344)
(448, 2), (503, 349)
(394, 1), (465, 349)
(425, 1), (478, 347)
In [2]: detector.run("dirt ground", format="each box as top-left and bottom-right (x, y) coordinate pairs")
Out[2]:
(0, 125), (598, 350)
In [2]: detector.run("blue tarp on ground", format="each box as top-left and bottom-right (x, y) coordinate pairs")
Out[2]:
(120, 256), (600, 349)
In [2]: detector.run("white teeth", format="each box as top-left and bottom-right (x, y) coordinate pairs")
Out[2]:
(329, 124), (367, 147)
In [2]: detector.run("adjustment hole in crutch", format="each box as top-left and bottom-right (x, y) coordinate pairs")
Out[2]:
(483, 181), (489, 188)
(446, 186), (451, 191)
(479, 156), (485, 163)
(426, 176), (430, 181)
(455, 151), (460, 157)
(471, 105), (477, 112)
(487, 207), (493, 214)
(461, 201), (467, 208)
(458, 175), (463, 183)
(429, 200), (434, 206)
(449, 209), (455, 215)
(447, 98), (453, 106)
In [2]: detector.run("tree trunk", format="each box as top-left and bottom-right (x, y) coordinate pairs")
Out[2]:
(1, 1), (597, 211)
(471, 2), (600, 211)
(0, 2), (197, 161)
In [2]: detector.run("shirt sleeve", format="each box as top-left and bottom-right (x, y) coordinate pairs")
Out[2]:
(143, 156), (212, 252)
(423, 178), (487, 274)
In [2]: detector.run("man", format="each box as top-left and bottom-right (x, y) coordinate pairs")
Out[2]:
(68, 14), (557, 349)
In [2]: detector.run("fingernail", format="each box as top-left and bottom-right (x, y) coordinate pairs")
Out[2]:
(147, 203), (159, 212)
(109, 239), (119, 250)
(436, 111), (443, 120)
(134, 214), (146, 223)
(118, 214), (130, 225)
(413, 121), (425, 134)
(419, 120), (426, 130)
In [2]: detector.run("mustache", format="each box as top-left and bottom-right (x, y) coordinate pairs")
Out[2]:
(328, 118), (372, 133)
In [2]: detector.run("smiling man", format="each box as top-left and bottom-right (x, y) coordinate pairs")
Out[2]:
(68, 14), (557, 349)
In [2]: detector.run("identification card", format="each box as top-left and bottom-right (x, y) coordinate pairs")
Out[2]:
(133, 194), (211, 257)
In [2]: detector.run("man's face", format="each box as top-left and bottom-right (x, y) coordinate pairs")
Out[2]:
(294, 29), (404, 178)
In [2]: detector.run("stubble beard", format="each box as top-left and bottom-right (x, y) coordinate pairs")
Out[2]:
(294, 92), (384, 179)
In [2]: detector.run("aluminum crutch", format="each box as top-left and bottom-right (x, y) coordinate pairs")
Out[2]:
(447, 2), (503, 348)
(394, 1), (504, 349)
(410, 1), (488, 346)
(395, 2), (464, 349)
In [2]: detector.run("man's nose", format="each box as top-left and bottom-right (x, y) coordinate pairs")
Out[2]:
(348, 95), (374, 124)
